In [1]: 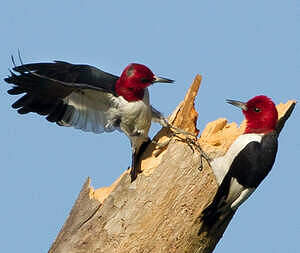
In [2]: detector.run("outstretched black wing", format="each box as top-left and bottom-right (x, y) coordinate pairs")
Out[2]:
(4, 61), (121, 133)
(9, 61), (118, 94)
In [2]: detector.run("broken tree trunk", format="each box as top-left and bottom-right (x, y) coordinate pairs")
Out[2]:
(48, 75), (296, 253)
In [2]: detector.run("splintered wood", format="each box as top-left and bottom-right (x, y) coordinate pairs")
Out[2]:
(49, 75), (295, 253)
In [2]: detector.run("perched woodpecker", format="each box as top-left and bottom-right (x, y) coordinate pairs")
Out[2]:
(4, 60), (175, 182)
(201, 95), (278, 229)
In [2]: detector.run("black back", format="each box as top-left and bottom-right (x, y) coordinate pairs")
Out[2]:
(230, 131), (278, 188)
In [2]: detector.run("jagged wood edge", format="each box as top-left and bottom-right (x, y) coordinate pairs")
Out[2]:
(48, 75), (296, 253)
(193, 99), (296, 252)
(49, 75), (203, 253)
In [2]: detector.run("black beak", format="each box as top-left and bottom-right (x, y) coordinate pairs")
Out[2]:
(226, 99), (248, 111)
(153, 75), (174, 84)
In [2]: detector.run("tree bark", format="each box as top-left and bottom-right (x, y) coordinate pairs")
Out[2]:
(49, 75), (296, 253)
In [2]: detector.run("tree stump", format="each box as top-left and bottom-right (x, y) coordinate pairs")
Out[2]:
(49, 75), (296, 253)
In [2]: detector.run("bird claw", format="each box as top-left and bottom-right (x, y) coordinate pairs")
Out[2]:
(167, 124), (197, 138)
(151, 125), (195, 156)
(183, 136), (211, 171)
(195, 144), (212, 172)
(166, 124), (211, 170)
(151, 124), (212, 170)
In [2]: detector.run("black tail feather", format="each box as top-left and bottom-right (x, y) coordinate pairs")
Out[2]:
(199, 207), (235, 235)
(201, 204), (224, 231)
(130, 138), (151, 182)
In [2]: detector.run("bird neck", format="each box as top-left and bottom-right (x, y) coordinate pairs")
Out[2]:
(244, 119), (276, 134)
(244, 127), (274, 134)
(115, 79), (145, 102)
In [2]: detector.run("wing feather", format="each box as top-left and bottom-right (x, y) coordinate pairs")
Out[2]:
(4, 60), (121, 134)
(59, 90), (122, 133)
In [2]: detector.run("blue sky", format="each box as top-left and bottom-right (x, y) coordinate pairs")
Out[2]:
(0, 1), (299, 252)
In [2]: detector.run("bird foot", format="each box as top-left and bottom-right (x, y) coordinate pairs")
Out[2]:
(189, 140), (212, 171)
(152, 124), (211, 170)
(151, 125), (191, 155)
(167, 124), (197, 138)
(167, 125), (211, 171)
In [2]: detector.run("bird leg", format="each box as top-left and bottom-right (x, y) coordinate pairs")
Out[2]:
(150, 109), (211, 169)
(153, 124), (211, 170)
(169, 124), (211, 171)
(188, 139), (212, 171)
(167, 124), (197, 138)
(152, 123), (196, 152)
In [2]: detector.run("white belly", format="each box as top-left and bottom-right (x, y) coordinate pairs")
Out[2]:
(119, 96), (152, 138)
(117, 89), (152, 150)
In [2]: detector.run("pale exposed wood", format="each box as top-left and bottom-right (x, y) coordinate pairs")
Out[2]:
(49, 76), (296, 253)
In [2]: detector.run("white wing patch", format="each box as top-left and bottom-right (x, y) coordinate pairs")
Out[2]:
(228, 182), (255, 211)
(59, 90), (121, 133)
(212, 133), (263, 185)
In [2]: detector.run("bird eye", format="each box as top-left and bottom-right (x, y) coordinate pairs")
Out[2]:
(141, 78), (151, 84)
(254, 107), (261, 112)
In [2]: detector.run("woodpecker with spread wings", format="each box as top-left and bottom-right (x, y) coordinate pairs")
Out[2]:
(4, 58), (178, 181)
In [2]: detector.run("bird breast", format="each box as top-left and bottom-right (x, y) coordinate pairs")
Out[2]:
(118, 89), (152, 139)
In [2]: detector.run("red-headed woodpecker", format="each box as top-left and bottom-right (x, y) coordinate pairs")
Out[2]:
(201, 95), (278, 229)
(4, 60), (175, 182)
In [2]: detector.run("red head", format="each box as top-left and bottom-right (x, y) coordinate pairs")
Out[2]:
(227, 95), (278, 134)
(115, 63), (173, 102)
